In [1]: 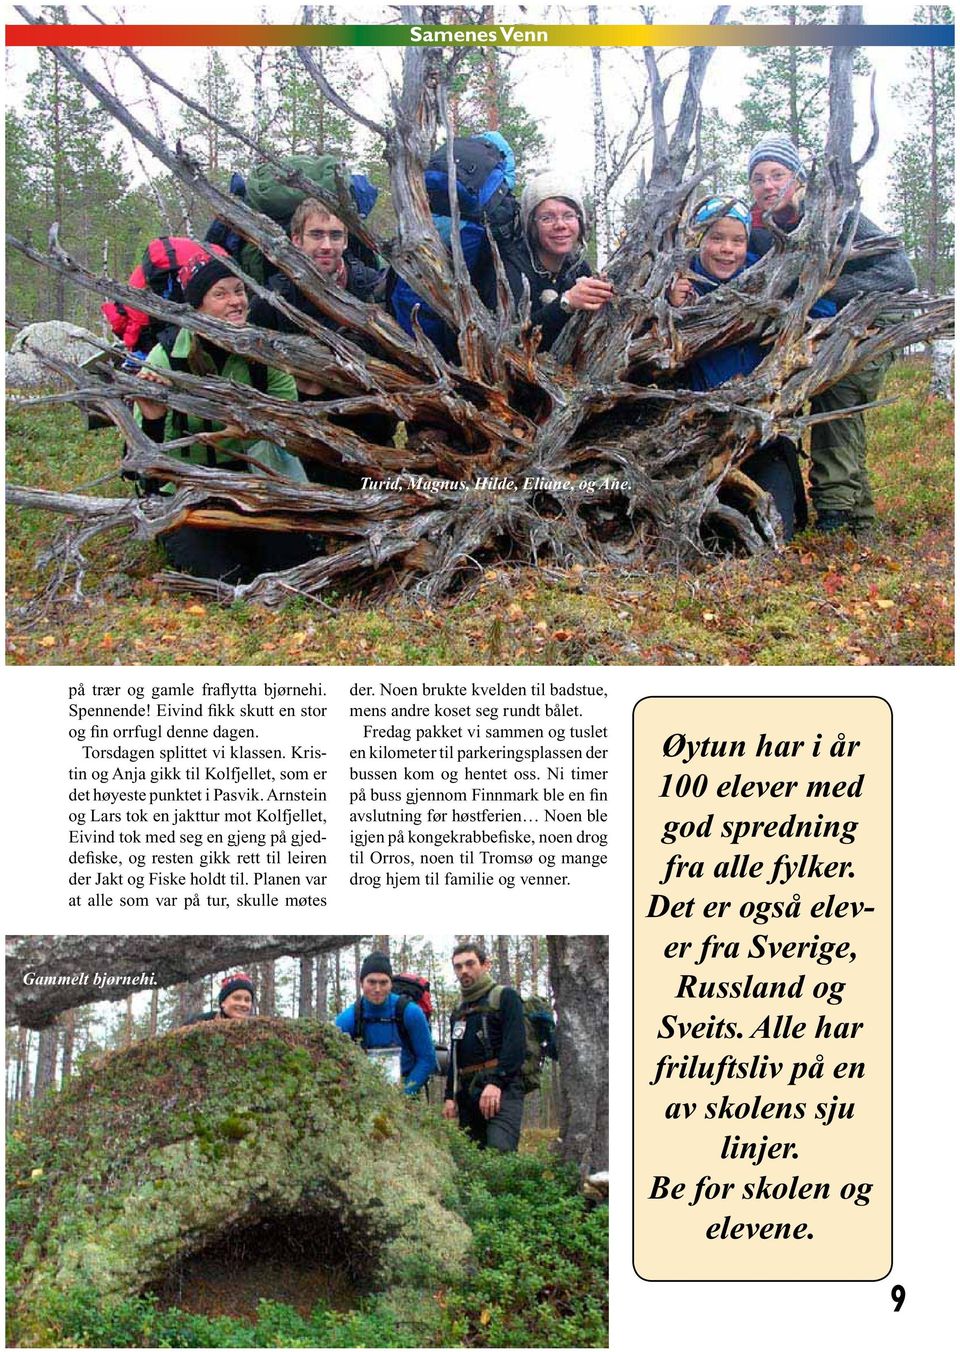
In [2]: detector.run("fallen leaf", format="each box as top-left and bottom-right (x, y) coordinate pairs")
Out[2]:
(552, 629), (573, 641)
(874, 598), (895, 610)
(506, 603), (524, 621)
(38, 635), (56, 648)
(101, 633), (114, 650)
(185, 603), (206, 617)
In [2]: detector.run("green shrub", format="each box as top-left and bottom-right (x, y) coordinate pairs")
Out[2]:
(7, 1132), (607, 1348)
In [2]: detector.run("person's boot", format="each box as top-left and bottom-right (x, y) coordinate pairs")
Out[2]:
(815, 509), (855, 534)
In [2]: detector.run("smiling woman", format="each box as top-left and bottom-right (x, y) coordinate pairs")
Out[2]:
(131, 246), (323, 585)
(181, 971), (257, 1024)
(493, 171), (615, 353)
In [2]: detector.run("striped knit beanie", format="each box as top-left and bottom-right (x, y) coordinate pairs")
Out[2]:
(748, 134), (806, 182)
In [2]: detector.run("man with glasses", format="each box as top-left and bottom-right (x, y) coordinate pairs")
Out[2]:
(746, 133), (916, 535)
(248, 196), (393, 469)
(248, 197), (382, 385)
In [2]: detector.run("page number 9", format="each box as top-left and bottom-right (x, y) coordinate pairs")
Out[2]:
(891, 1285), (905, 1312)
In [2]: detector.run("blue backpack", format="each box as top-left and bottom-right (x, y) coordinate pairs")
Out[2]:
(389, 135), (519, 358)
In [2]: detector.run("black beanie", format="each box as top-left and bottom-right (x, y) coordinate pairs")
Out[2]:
(360, 952), (393, 980)
(218, 972), (255, 1006)
(182, 254), (235, 309)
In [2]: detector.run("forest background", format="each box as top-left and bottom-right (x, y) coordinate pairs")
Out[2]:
(6, 932), (562, 1116)
(6, 4), (954, 325)
(4, 6), (954, 665)
(6, 932), (609, 1347)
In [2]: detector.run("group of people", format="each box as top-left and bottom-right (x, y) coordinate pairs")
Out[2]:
(133, 130), (915, 576)
(192, 941), (531, 1154)
(665, 133), (915, 537)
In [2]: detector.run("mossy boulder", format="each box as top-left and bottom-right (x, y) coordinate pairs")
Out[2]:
(7, 1018), (470, 1342)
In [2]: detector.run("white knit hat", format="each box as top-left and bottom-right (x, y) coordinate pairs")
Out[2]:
(520, 172), (587, 242)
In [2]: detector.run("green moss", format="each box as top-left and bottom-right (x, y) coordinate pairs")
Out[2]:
(7, 1019), (470, 1345)
(217, 1113), (253, 1141)
(370, 1111), (395, 1142)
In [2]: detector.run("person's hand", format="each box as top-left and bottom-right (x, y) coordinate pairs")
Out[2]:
(442, 1098), (458, 1120)
(134, 366), (170, 421)
(668, 276), (695, 307)
(478, 1083), (502, 1120)
(562, 275), (615, 313)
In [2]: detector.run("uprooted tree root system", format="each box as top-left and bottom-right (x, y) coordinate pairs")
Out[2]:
(5, 17), (952, 615)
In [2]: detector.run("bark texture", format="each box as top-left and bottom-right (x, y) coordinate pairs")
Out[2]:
(6, 934), (358, 1027)
(547, 935), (609, 1176)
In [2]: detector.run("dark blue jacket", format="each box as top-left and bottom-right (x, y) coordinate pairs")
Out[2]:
(685, 252), (836, 391)
(336, 993), (436, 1095)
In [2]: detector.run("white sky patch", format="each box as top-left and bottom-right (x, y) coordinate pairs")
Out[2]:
(4, 4), (941, 225)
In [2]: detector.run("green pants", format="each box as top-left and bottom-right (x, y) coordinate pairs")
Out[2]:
(809, 354), (893, 525)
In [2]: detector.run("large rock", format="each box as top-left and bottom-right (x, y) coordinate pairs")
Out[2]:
(7, 1018), (470, 1339)
(6, 320), (103, 391)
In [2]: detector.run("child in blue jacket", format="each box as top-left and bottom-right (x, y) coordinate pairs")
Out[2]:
(668, 197), (836, 539)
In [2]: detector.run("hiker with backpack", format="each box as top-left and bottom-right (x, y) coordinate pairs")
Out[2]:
(442, 942), (527, 1153)
(247, 195), (395, 468)
(103, 235), (210, 364)
(666, 195), (837, 540)
(744, 132), (916, 534)
(335, 952), (436, 1096)
(497, 171), (615, 353)
(247, 195), (383, 354)
(134, 245), (320, 584)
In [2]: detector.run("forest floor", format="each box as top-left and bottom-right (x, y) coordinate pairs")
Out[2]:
(5, 359), (953, 667)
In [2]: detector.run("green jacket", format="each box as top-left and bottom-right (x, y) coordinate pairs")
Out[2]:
(135, 328), (297, 469)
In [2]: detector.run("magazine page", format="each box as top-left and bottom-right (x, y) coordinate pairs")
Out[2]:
(4, 7), (955, 1351)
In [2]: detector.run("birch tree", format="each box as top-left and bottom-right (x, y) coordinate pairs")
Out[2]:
(589, 6), (611, 267)
(547, 934), (608, 1175)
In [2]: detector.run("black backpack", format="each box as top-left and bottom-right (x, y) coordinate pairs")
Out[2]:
(452, 986), (559, 1094)
(424, 137), (519, 242)
(389, 136), (521, 358)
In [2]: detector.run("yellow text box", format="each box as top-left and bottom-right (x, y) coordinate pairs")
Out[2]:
(634, 697), (891, 1280)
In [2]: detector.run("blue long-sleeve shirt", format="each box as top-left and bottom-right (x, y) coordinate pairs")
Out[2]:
(335, 993), (436, 1094)
(684, 252), (836, 391)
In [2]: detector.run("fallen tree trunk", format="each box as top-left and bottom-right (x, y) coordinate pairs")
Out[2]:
(5, 934), (358, 1027)
(6, 9), (953, 609)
